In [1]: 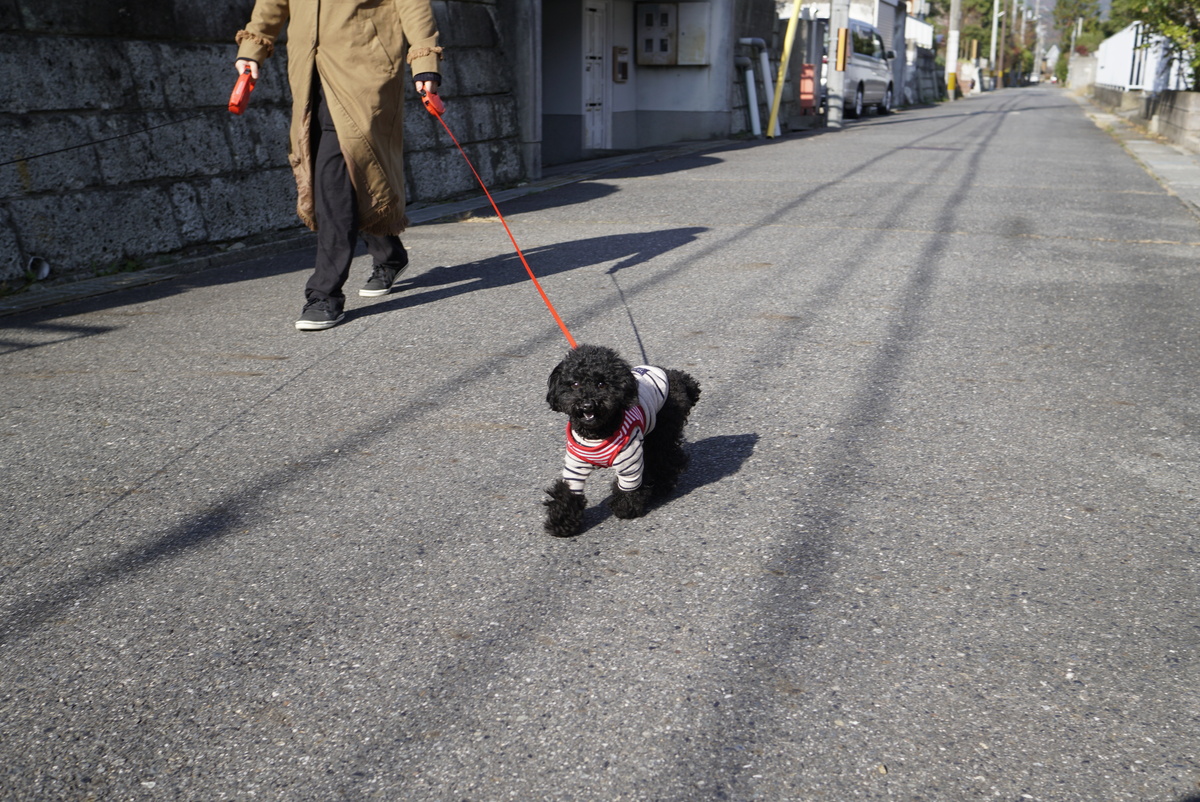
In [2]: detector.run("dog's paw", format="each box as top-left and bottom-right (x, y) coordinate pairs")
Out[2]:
(608, 481), (650, 519)
(543, 479), (586, 537)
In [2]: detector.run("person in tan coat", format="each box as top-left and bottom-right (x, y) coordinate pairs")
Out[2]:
(234, 0), (443, 330)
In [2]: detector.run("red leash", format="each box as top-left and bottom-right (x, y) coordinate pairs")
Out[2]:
(422, 92), (577, 349)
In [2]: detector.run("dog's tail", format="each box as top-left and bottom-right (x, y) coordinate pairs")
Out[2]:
(668, 370), (701, 416)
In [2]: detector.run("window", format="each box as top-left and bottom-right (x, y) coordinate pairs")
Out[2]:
(851, 28), (876, 59)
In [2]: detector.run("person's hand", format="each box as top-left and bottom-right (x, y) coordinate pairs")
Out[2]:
(415, 79), (439, 97)
(235, 58), (260, 80)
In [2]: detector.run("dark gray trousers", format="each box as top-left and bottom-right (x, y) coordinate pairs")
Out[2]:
(305, 77), (407, 305)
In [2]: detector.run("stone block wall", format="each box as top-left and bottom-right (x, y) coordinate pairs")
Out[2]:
(0, 0), (523, 286)
(1150, 90), (1200, 152)
(1092, 84), (1142, 112)
(1088, 83), (1200, 155)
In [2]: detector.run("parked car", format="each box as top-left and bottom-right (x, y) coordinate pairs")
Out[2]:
(820, 19), (896, 118)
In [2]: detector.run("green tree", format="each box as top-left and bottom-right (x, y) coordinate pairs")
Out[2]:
(931, 0), (999, 60)
(963, 0), (995, 51)
(1053, 0), (1102, 44)
(1107, 0), (1145, 31)
(1020, 47), (1035, 74)
(1056, 50), (1071, 81)
(1073, 28), (1107, 54)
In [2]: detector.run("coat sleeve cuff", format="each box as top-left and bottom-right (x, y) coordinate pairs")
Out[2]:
(235, 29), (275, 61)
(407, 45), (444, 76)
(406, 46), (444, 64)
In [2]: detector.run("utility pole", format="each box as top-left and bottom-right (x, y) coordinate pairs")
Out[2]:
(989, 0), (1003, 89)
(1013, 0), (1026, 82)
(998, 9), (1007, 85)
(827, 0), (850, 127)
(1031, 0), (1042, 80)
(946, 0), (962, 99)
(767, 0), (803, 138)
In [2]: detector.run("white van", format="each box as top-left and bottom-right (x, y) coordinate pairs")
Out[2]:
(822, 20), (896, 118)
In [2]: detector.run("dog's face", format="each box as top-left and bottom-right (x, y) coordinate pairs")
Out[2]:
(547, 344), (639, 440)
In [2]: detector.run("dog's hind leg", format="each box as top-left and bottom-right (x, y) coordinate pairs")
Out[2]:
(666, 369), (701, 417)
(641, 370), (700, 498)
(641, 431), (689, 498)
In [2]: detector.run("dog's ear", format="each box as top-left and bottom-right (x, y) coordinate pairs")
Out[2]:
(546, 362), (566, 412)
(616, 366), (638, 406)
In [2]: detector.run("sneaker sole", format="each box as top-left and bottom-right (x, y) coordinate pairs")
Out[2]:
(294, 313), (345, 331)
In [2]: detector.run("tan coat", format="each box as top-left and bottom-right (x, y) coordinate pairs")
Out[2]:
(236, 0), (442, 235)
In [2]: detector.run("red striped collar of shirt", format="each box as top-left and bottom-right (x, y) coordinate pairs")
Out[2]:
(565, 405), (647, 468)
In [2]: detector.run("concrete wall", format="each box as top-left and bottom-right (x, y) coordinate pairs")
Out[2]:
(1148, 91), (1200, 152)
(901, 47), (943, 106)
(0, 0), (524, 287)
(635, 1), (737, 143)
(1067, 55), (1097, 92)
(1087, 83), (1200, 155)
(1092, 84), (1142, 113)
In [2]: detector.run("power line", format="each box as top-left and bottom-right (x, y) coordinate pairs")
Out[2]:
(0, 112), (210, 169)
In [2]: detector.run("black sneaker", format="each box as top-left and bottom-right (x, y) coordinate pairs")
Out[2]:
(295, 297), (345, 331)
(359, 258), (409, 297)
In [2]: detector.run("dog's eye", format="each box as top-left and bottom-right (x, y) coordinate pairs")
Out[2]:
(596, 381), (607, 388)
(571, 381), (581, 388)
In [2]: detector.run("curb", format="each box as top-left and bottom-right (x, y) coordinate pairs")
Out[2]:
(1074, 93), (1200, 218)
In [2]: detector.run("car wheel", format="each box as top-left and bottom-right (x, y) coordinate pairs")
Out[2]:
(878, 86), (892, 115)
(849, 85), (863, 118)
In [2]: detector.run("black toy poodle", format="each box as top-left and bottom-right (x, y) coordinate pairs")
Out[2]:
(543, 343), (701, 537)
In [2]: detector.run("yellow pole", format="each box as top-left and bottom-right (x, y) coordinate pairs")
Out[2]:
(767, 1), (803, 139)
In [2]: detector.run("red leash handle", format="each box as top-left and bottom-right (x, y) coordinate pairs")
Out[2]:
(228, 69), (256, 115)
(421, 92), (445, 116)
(422, 92), (577, 349)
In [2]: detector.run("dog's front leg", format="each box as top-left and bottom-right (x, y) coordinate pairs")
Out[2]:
(544, 478), (586, 537)
(608, 480), (651, 519)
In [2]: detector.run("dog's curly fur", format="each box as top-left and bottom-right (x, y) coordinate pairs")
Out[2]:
(544, 344), (700, 537)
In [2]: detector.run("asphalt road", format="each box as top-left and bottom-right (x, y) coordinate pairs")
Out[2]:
(2, 87), (1198, 801)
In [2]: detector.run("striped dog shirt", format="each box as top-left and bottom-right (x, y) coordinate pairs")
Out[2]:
(562, 365), (669, 494)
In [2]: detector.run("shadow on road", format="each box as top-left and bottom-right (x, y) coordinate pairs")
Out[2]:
(659, 86), (1036, 799)
(554, 432), (761, 538)
(348, 226), (709, 324)
(0, 222), (712, 647)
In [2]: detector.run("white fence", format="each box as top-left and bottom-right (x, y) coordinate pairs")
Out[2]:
(1095, 22), (1193, 92)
